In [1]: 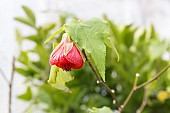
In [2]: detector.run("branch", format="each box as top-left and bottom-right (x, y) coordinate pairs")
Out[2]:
(121, 74), (140, 111)
(9, 57), (15, 113)
(121, 63), (170, 112)
(82, 50), (122, 110)
(136, 64), (170, 90)
(136, 87), (148, 113)
(0, 67), (9, 85)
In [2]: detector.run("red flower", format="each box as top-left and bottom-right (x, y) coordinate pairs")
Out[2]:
(50, 33), (84, 71)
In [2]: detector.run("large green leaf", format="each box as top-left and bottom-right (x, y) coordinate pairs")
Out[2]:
(48, 65), (74, 92)
(89, 106), (113, 113)
(65, 18), (110, 81)
(17, 87), (32, 101)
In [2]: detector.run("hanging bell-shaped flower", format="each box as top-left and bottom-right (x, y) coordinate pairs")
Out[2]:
(50, 33), (84, 71)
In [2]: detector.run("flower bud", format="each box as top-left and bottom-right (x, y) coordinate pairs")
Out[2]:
(50, 33), (84, 71)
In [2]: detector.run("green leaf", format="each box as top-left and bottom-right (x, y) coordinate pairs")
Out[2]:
(24, 35), (40, 43)
(89, 106), (113, 113)
(15, 29), (22, 46)
(148, 40), (168, 61)
(121, 25), (136, 48)
(44, 24), (66, 44)
(147, 23), (156, 39)
(17, 51), (29, 64)
(15, 67), (34, 77)
(17, 87), (32, 101)
(15, 17), (35, 28)
(32, 45), (49, 66)
(42, 23), (56, 32)
(48, 65), (74, 92)
(65, 18), (110, 81)
(22, 5), (36, 24)
(103, 15), (120, 40)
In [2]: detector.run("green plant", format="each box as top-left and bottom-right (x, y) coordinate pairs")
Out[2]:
(14, 6), (170, 113)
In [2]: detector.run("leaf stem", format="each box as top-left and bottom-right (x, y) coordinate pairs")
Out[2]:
(136, 87), (148, 113)
(121, 75), (139, 111)
(82, 50), (121, 110)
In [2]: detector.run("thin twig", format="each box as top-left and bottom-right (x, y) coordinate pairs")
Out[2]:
(82, 50), (121, 110)
(121, 75), (139, 112)
(9, 57), (15, 113)
(121, 64), (170, 112)
(136, 87), (148, 113)
(136, 64), (170, 90)
(0, 68), (10, 85)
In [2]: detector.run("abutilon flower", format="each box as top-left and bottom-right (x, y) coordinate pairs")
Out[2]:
(50, 33), (84, 71)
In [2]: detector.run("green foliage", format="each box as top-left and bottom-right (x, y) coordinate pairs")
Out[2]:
(44, 24), (66, 44)
(65, 18), (110, 81)
(89, 106), (113, 113)
(15, 6), (170, 113)
(17, 87), (32, 101)
(15, 6), (36, 28)
(45, 18), (110, 81)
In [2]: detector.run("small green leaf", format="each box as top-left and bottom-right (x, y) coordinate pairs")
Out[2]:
(121, 25), (136, 48)
(148, 40), (168, 61)
(48, 65), (74, 92)
(17, 51), (29, 64)
(44, 24), (66, 44)
(147, 23), (156, 39)
(15, 17), (35, 28)
(22, 5), (36, 24)
(103, 15), (120, 40)
(24, 35), (40, 43)
(17, 87), (32, 101)
(42, 23), (56, 32)
(15, 68), (34, 77)
(32, 45), (49, 66)
(89, 106), (113, 113)
(65, 18), (110, 81)
(15, 29), (22, 46)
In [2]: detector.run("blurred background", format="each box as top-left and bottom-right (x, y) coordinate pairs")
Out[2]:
(1, 0), (170, 113)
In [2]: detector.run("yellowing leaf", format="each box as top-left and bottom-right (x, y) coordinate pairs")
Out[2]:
(48, 65), (74, 92)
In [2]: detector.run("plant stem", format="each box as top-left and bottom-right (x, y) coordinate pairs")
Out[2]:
(136, 87), (148, 113)
(82, 50), (121, 110)
(121, 63), (170, 112)
(9, 57), (15, 113)
(136, 64), (170, 90)
(121, 75), (139, 111)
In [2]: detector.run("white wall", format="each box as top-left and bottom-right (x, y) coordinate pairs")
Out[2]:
(1, 0), (170, 113)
